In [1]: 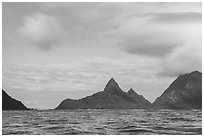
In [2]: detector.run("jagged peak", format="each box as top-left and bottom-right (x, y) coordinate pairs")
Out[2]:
(128, 88), (139, 95)
(128, 88), (134, 93)
(104, 78), (122, 92)
(109, 78), (116, 83)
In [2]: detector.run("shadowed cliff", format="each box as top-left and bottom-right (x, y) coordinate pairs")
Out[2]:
(153, 71), (202, 109)
(2, 89), (28, 110)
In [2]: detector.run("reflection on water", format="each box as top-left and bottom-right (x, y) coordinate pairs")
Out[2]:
(2, 109), (202, 135)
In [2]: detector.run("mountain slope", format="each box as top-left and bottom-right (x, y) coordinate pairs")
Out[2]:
(2, 89), (28, 110)
(55, 78), (151, 109)
(153, 71), (202, 109)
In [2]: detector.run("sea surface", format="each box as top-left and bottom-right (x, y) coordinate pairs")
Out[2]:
(2, 109), (202, 135)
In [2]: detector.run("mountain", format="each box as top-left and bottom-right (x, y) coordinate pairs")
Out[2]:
(55, 78), (151, 109)
(153, 71), (202, 109)
(2, 89), (28, 110)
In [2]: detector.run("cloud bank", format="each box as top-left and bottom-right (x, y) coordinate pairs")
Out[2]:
(157, 39), (202, 77)
(114, 11), (201, 77)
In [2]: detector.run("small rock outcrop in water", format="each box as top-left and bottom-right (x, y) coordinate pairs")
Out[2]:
(55, 78), (151, 109)
(2, 89), (28, 110)
(153, 71), (202, 109)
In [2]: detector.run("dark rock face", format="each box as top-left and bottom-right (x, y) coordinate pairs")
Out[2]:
(153, 71), (202, 109)
(55, 78), (151, 109)
(2, 90), (28, 110)
(104, 78), (122, 93)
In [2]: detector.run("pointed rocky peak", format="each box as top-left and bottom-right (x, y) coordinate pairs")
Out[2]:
(128, 88), (139, 96)
(128, 88), (135, 93)
(128, 88), (134, 91)
(104, 78), (122, 92)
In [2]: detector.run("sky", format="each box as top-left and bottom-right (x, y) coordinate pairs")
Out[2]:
(2, 2), (202, 109)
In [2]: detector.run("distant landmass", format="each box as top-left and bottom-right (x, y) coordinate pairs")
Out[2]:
(2, 71), (202, 110)
(2, 90), (28, 110)
(55, 78), (152, 109)
(56, 71), (202, 110)
(153, 71), (202, 109)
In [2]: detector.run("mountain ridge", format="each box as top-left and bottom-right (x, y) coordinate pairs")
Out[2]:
(56, 71), (202, 110)
(55, 78), (152, 109)
(153, 71), (202, 109)
(2, 71), (202, 110)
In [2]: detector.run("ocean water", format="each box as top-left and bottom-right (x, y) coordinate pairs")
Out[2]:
(2, 109), (202, 135)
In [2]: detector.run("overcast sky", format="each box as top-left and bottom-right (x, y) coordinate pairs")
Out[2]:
(2, 2), (202, 109)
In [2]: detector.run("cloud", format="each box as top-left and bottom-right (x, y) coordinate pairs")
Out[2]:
(3, 55), (160, 92)
(19, 12), (62, 50)
(115, 12), (201, 57)
(111, 11), (202, 77)
(147, 12), (202, 23)
(118, 31), (181, 57)
(157, 39), (202, 77)
(38, 3), (123, 39)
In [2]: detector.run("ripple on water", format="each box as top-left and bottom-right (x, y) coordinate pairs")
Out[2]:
(119, 128), (155, 135)
(2, 109), (202, 135)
